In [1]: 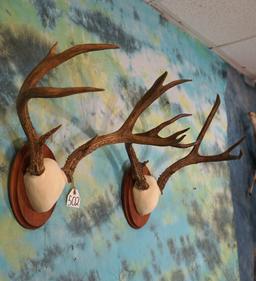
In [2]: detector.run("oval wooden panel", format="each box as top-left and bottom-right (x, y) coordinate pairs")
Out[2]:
(121, 166), (151, 229)
(9, 146), (35, 229)
(9, 144), (56, 229)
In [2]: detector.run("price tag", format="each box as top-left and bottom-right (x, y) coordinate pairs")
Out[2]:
(66, 188), (80, 208)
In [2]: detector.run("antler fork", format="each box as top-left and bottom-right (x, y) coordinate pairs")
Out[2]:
(17, 42), (119, 175)
(126, 95), (244, 192)
(62, 72), (195, 181)
(158, 95), (244, 191)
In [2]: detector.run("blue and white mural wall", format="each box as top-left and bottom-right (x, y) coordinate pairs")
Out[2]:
(0, 0), (255, 280)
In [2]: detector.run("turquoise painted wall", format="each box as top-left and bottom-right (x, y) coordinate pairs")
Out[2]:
(0, 0), (254, 280)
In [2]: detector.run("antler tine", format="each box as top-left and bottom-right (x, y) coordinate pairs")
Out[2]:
(17, 42), (119, 175)
(63, 74), (194, 181)
(39, 124), (62, 145)
(23, 86), (104, 99)
(157, 95), (245, 191)
(119, 72), (194, 148)
(119, 71), (191, 132)
(136, 126), (195, 148)
(21, 42), (119, 91)
(138, 113), (192, 137)
(190, 94), (220, 153)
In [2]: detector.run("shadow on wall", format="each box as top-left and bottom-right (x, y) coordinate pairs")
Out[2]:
(224, 66), (256, 281)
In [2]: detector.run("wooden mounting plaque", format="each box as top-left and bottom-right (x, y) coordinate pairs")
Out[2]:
(9, 144), (56, 229)
(121, 166), (151, 229)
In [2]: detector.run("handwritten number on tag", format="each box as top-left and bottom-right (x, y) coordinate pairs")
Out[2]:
(66, 188), (80, 208)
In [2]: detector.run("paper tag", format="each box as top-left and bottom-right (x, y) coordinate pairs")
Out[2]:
(66, 188), (80, 208)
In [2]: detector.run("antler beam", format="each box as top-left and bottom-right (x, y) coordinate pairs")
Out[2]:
(157, 95), (245, 191)
(10, 41), (245, 229)
(125, 143), (149, 190)
(120, 95), (244, 228)
(62, 72), (194, 181)
(17, 42), (119, 175)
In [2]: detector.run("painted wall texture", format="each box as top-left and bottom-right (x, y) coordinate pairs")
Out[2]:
(0, 0), (255, 280)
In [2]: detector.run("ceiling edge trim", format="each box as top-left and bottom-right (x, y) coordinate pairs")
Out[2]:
(147, 1), (256, 82)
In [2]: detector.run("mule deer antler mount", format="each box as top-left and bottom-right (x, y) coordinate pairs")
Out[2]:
(9, 42), (244, 229)
(122, 95), (244, 228)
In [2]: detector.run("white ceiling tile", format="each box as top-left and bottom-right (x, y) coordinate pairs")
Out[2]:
(152, 0), (256, 47)
(215, 37), (256, 79)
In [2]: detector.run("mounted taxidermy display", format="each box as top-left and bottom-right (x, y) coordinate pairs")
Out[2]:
(121, 80), (244, 229)
(8, 42), (244, 230)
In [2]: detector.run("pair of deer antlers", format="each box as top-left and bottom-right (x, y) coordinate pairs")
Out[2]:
(13, 42), (244, 229)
